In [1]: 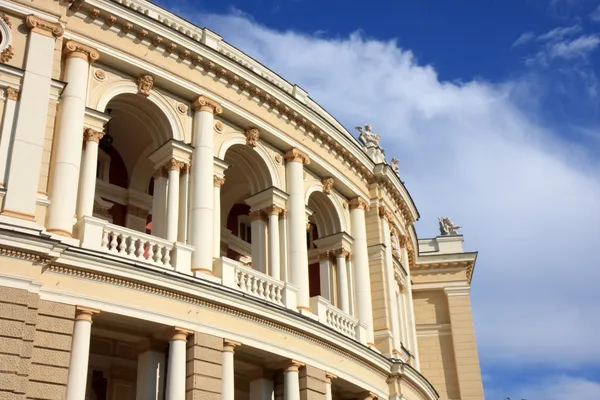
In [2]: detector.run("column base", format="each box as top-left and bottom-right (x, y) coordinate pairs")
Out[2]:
(0, 209), (36, 221)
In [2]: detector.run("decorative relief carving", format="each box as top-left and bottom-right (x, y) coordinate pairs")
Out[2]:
(69, 0), (83, 13)
(318, 251), (332, 261)
(153, 167), (168, 180)
(390, 229), (402, 260)
(322, 177), (334, 195)
(94, 69), (106, 81)
(284, 148), (310, 165)
(439, 216), (462, 236)
(181, 163), (190, 175)
(264, 205), (283, 216)
(106, 15), (117, 27)
(348, 197), (370, 211)
(378, 206), (393, 223)
(274, 154), (282, 164)
(89, 9), (100, 20)
(166, 43), (177, 54)
(192, 95), (223, 114)
(0, 12), (12, 29)
(179, 49), (190, 60)
(137, 29), (149, 40)
(122, 23), (133, 34)
(214, 120), (224, 132)
(177, 103), (188, 114)
(334, 248), (350, 259)
(0, 46), (13, 63)
(83, 127), (105, 144)
(137, 74), (154, 97)
(64, 40), (100, 63)
(245, 127), (260, 148)
(152, 36), (163, 47)
(279, 209), (288, 220)
(25, 15), (64, 38)
(213, 176), (225, 188)
(249, 210), (267, 222)
(5, 87), (19, 101)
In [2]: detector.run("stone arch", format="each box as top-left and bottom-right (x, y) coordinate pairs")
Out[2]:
(305, 184), (347, 233)
(307, 191), (342, 238)
(217, 135), (281, 190)
(94, 80), (185, 142)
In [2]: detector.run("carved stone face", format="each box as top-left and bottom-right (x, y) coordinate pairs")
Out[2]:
(365, 123), (372, 132)
(138, 75), (154, 97)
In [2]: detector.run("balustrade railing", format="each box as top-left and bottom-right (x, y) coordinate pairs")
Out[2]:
(76, 216), (193, 274)
(310, 296), (365, 343)
(216, 257), (298, 311)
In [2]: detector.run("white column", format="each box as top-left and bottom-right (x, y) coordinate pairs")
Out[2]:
(0, 88), (19, 185)
(165, 159), (183, 242)
(249, 376), (274, 400)
(178, 164), (190, 243)
(380, 208), (401, 352)
(151, 169), (168, 238)
(189, 96), (222, 274)
(284, 149), (310, 311)
(222, 339), (240, 400)
(250, 210), (268, 274)
(318, 252), (333, 301)
(165, 328), (189, 400)
(283, 361), (302, 400)
(76, 129), (104, 218)
(2, 16), (62, 221)
(46, 41), (99, 236)
(213, 175), (225, 258)
(66, 307), (98, 400)
(267, 206), (282, 280)
(325, 373), (336, 400)
(349, 197), (374, 345)
(405, 272), (420, 368)
(335, 249), (350, 314)
(279, 210), (289, 281)
(136, 347), (165, 400)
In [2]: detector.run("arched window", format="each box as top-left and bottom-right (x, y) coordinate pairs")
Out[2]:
(0, 14), (13, 63)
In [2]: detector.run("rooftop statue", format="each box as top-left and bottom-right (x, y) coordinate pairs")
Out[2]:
(355, 124), (381, 149)
(439, 217), (462, 236)
(390, 158), (400, 175)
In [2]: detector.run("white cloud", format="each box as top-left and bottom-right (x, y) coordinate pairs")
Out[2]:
(536, 25), (582, 42)
(173, 9), (600, 366)
(591, 5), (600, 21)
(547, 34), (600, 59)
(512, 32), (536, 47)
(514, 376), (600, 400)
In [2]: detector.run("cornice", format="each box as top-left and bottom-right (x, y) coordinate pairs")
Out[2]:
(412, 260), (475, 284)
(62, 0), (418, 227)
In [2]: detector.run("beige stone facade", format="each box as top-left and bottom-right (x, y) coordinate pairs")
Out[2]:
(0, 1), (483, 399)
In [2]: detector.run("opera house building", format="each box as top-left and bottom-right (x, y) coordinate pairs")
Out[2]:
(0, 1), (484, 399)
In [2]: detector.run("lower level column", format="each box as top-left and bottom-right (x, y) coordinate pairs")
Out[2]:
(165, 328), (190, 400)
(136, 344), (166, 400)
(325, 373), (336, 400)
(66, 307), (99, 400)
(283, 360), (303, 400)
(222, 339), (240, 400)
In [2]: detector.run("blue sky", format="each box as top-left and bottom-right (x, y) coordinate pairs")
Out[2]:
(157, 1), (600, 398)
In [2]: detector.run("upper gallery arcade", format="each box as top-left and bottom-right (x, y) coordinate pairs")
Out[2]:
(0, 1), (485, 400)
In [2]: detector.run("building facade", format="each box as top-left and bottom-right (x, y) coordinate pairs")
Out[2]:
(0, 1), (484, 399)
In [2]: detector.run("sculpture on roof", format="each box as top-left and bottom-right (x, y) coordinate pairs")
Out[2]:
(439, 217), (462, 236)
(390, 158), (400, 175)
(355, 124), (381, 149)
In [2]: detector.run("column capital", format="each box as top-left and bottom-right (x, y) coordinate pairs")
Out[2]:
(264, 204), (283, 216)
(25, 15), (64, 38)
(245, 127), (260, 148)
(318, 251), (332, 261)
(153, 167), (168, 180)
(284, 148), (310, 165)
(349, 197), (370, 211)
(250, 210), (267, 222)
(357, 392), (377, 400)
(83, 127), (104, 143)
(192, 95), (223, 114)
(75, 306), (100, 322)
(223, 338), (241, 353)
(279, 209), (288, 220)
(334, 248), (351, 259)
(169, 327), (193, 341)
(6, 87), (19, 101)
(165, 158), (185, 172)
(378, 205), (394, 223)
(64, 40), (100, 63)
(325, 373), (337, 383)
(214, 175), (226, 188)
(283, 360), (304, 372)
(181, 163), (191, 175)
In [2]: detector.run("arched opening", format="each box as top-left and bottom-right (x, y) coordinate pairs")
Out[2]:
(221, 144), (273, 265)
(92, 93), (173, 233)
(306, 191), (342, 299)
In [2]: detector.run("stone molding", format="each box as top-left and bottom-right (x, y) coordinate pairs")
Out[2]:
(284, 148), (310, 165)
(192, 95), (223, 114)
(64, 40), (100, 63)
(25, 15), (64, 38)
(245, 127), (260, 148)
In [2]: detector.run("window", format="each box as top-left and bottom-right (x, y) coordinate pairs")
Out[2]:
(238, 215), (251, 243)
